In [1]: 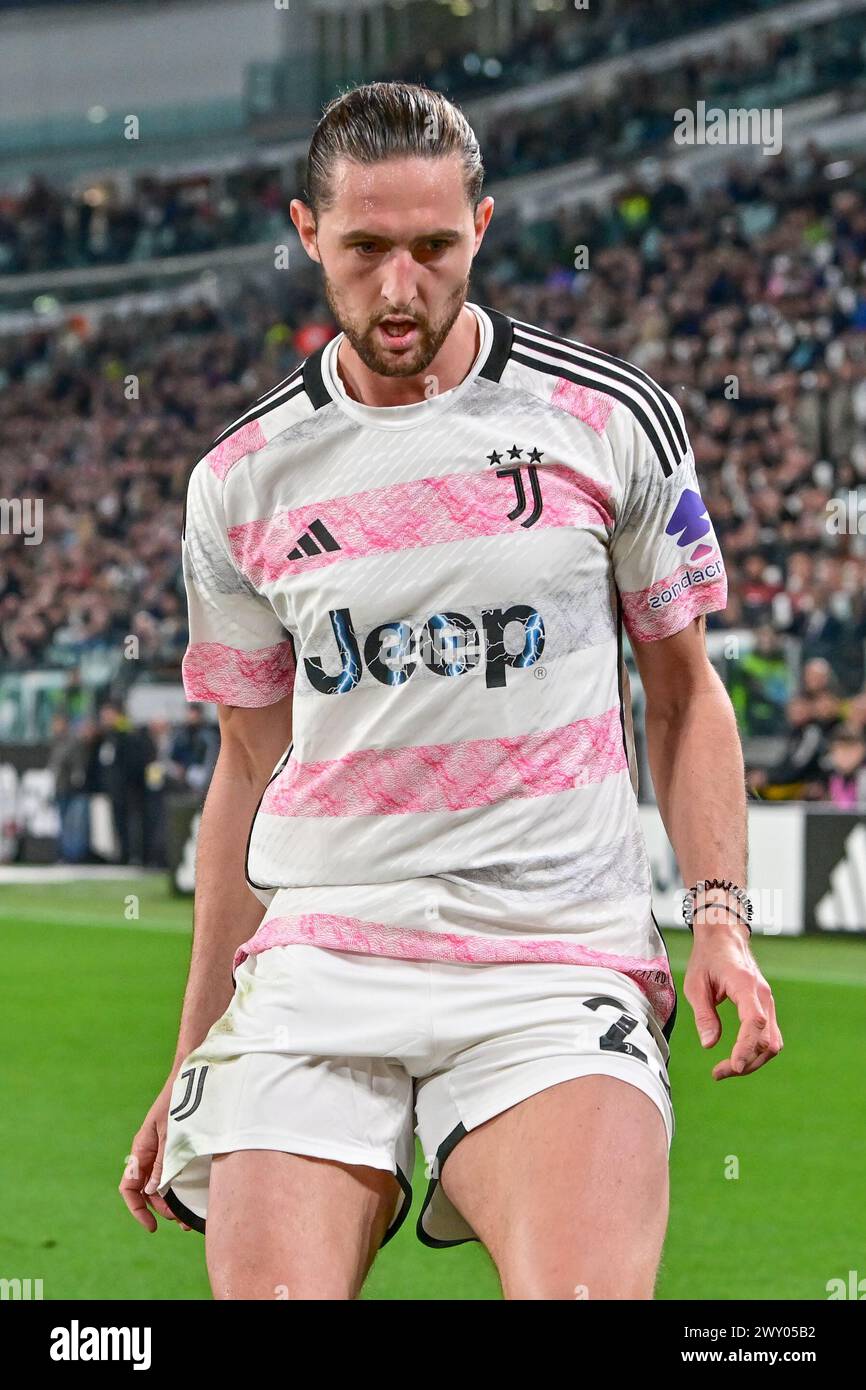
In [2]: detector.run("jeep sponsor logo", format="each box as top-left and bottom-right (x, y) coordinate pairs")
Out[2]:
(304, 605), (545, 693)
(648, 561), (723, 609)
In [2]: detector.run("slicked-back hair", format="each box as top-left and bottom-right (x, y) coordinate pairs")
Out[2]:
(305, 81), (484, 219)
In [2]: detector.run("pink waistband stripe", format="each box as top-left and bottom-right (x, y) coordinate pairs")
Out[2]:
(261, 705), (627, 818)
(232, 913), (676, 1027)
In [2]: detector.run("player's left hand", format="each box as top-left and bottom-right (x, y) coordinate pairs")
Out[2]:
(683, 921), (783, 1080)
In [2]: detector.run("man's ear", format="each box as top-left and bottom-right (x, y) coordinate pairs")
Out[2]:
(473, 194), (495, 251)
(289, 199), (321, 264)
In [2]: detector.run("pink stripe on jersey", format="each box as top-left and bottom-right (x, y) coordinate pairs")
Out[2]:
(182, 639), (296, 705)
(621, 562), (728, 641)
(232, 915), (676, 1027)
(550, 377), (616, 435)
(261, 706), (627, 818)
(228, 464), (614, 586)
(203, 419), (268, 481)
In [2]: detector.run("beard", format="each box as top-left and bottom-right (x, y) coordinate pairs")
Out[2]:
(322, 271), (471, 379)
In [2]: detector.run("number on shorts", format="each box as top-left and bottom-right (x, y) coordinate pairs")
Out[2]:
(583, 996), (649, 1065)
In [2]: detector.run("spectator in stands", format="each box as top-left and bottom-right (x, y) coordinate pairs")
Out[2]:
(841, 691), (866, 736)
(748, 695), (830, 799)
(739, 554), (782, 626)
(143, 717), (187, 869)
(52, 670), (91, 728)
(48, 713), (91, 863)
(146, 718), (186, 794)
(728, 624), (794, 737)
(822, 728), (866, 808)
(800, 657), (845, 733)
(802, 657), (837, 702)
(93, 703), (156, 866)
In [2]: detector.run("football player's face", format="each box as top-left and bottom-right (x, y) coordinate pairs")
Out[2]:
(306, 155), (489, 378)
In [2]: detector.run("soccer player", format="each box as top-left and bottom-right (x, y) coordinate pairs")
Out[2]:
(120, 82), (783, 1300)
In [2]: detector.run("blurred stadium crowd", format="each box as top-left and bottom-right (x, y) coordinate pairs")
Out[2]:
(0, 169), (289, 276)
(3, 3), (863, 275)
(432, 12), (866, 183)
(5, 0), (866, 865)
(390, 0), (789, 97)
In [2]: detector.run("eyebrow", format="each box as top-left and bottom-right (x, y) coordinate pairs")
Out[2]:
(340, 228), (462, 244)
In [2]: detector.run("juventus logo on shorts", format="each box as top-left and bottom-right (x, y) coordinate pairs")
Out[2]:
(170, 1064), (209, 1122)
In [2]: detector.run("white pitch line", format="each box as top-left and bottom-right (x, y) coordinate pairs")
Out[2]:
(0, 866), (162, 883)
(0, 908), (190, 934)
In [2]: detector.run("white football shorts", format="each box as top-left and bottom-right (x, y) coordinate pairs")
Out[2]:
(159, 944), (675, 1247)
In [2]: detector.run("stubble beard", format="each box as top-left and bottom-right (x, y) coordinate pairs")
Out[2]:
(322, 272), (471, 379)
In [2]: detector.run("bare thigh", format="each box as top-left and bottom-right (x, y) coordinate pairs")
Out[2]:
(439, 1074), (670, 1300)
(205, 1150), (401, 1299)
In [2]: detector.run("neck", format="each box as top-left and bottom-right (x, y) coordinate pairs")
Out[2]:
(336, 304), (479, 407)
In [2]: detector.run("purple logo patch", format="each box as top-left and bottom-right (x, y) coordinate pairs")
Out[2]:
(665, 488), (711, 547)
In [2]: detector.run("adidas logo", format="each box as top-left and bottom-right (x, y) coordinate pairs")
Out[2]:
(287, 518), (341, 560)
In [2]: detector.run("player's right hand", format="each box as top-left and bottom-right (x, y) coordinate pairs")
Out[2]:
(684, 922), (783, 1080)
(119, 1079), (192, 1232)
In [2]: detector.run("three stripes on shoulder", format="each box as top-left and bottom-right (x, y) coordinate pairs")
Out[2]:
(510, 319), (690, 478)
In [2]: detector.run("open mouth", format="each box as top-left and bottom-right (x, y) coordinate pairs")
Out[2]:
(377, 318), (419, 347)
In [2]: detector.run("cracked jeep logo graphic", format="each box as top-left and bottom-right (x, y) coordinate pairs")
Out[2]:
(304, 605), (546, 692)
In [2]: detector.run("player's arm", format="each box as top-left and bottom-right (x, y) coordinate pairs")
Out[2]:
(608, 393), (782, 1081)
(171, 456), (298, 1058)
(123, 696), (294, 1234)
(630, 617), (782, 1079)
(120, 699), (292, 1233)
(170, 455), (300, 1050)
(121, 456), (297, 1232)
(170, 696), (292, 1067)
(631, 613), (747, 894)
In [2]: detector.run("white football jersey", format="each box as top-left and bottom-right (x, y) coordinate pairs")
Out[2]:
(180, 302), (728, 1035)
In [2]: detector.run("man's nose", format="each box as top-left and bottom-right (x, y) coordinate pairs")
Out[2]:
(379, 249), (420, 310)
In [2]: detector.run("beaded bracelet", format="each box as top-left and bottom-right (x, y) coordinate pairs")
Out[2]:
(682, 878), (753, 935)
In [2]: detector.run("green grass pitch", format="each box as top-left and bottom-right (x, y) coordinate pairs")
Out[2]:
(1, 875), (864, 1301)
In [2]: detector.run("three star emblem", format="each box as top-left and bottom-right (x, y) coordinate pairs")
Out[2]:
(486, 445), (544, 466)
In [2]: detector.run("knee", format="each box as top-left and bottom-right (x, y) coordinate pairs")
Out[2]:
(209, 1268), (358, 1300)
(499, 1249), (660, 1301)
(502, 1271), (658, 1300)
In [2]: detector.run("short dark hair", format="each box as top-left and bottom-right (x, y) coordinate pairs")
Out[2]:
(305, 81), (484, 219)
